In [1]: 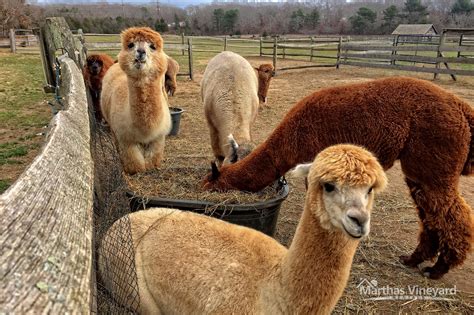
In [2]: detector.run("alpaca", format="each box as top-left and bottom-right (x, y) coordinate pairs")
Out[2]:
(100, 27), (171, 174)
(98, 144), (387, 314)
(82, 53), (114, 121)
(201, 51), (274, 165)
(165, 55), (179, 96)
(203, 76), (474, 279)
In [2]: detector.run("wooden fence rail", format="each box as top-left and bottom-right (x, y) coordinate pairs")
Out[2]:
(338, 42), (474, 79)
(1, 55), (93, 313)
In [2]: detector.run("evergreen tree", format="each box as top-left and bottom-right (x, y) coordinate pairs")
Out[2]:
(305, 8), (320, 29)
(213, 8), (225, 33)
(289, 9), (305, 33)
(223, 9), (239, 34)
(451, 0), (473, 15)
(382, 5), (400, 34)
(402, 0), (428, 23)
(349, 7), (377, 34)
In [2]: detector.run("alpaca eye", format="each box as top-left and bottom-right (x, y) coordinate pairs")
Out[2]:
(368, 187), (373, 194)
(323, 183), (335, 193)
(127, 43), (134, 49)
(150, 44), (156, 50)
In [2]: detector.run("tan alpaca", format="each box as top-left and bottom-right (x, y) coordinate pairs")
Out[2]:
(100, 27), (171, 174)
(165, 55), (179, 96)
(201, 51), (274, 165)
(99, 144), (387, 314)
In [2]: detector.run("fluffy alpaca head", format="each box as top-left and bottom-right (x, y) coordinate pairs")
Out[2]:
(290, 144), (387, 239)
(118, 27), (167, 79)
(255, 64), (274, 104)
(83, 54), (115, 88)
(223, 134), (256, 165)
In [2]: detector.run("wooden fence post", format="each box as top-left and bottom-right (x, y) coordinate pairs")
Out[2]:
(259, 37), (263, 56)
(9, 29), (16, 53)
(273, 37), (278, 76)
(224, 36), (227, 51)
(181, 33), (185, 56)
(391, 35), (399, 65)
(336, 36), (342, 69)
(187, 37), (193, 80)
(310, 36), (314, 62)
(282, 36), (286, 59)
(434, 31), (456, 81)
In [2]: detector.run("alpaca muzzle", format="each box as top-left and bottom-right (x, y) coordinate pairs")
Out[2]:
(343, 210), (370, 239)
(136, 49), (147, 63)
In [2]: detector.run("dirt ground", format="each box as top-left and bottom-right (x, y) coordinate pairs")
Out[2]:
(167, 58), (474, 313)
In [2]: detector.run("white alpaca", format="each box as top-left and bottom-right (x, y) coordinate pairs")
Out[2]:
(99, 144), (387, 314)
(201, 51), (274, 165)
(101, 27), (171, 174)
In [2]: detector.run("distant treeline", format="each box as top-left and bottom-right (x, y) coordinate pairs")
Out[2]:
(1, 0), (473, 37)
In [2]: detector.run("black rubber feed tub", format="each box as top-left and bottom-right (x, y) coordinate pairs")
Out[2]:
(129, 179), (289, 237)
(168, 107), (184, 136)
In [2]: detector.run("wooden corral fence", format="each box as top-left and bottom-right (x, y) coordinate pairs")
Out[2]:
(3, 29), (40, 54)
(0, 17), (94, 312)
(260, 36), (344, 74)
(338, 28), (474, 81)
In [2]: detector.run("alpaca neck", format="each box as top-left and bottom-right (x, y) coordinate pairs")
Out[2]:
(220, 100), (323, 192)
(128, 74), (166, 129)
(274, 198), (359, 313)
(257, 79), (269, 103)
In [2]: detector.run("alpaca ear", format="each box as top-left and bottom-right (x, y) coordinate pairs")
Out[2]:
(228, 134), (239, 164)
(211, 161), (220, 180)
(288, 163), (312, 178)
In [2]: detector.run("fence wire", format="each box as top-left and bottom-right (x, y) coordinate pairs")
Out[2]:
(87, 91), (140, 314)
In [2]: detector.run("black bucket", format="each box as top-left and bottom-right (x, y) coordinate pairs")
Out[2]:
(129, 179), (289, 237)
(168, 107), (184, 136)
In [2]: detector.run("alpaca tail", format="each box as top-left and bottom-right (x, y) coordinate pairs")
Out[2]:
(461, 101), (474, 176)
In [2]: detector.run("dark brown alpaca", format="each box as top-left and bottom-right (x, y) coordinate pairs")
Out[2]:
(83, 54), (115, 121)
(203, 76), (474, 280)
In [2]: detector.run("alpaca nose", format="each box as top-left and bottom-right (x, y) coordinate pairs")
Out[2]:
(347, 212), (368, 228)
(136, 49), (146, 60)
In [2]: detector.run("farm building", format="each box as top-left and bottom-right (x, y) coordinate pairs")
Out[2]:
(392, 24), (438, 43)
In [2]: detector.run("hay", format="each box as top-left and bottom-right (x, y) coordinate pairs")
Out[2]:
(124, 157), (283, 205)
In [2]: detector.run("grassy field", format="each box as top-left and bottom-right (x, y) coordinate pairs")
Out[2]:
(0, 52), (50, 193)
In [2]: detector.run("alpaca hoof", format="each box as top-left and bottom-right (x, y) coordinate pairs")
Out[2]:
(399, 255), (421, 268)
(421, 266), (445, 280)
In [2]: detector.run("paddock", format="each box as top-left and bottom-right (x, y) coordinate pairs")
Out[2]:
(1, 25), (473, 313)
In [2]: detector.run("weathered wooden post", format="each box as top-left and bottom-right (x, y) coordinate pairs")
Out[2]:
(272, 37), (278, 76)
(181, 33), (185, 56)
(310, 36), (314, 62)
(224, 36), (227, 51)
(282, 36), (286, 59)
(434, 30), (456, 81)
(336, 36), (342, 69)
(259, 37), (263, 56)
(9, 29), (16, 53)
(391, 35), (399, 65)
(187, 37), (193, 80)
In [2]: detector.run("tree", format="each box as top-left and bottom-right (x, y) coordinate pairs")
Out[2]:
(402, 0), (429, 23)
(305, 8), (320, 29)
(289, 9), (305, 33)
(223, 9), (238, 34)
(382, 5), (400, 34)
(213, 8), (224, 33)
(451, 0), (473, 15)
(349, 7), (377, 34)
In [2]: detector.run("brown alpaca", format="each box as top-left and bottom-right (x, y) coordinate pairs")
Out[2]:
(100, 27), (171, 174)
(165, 55), (179, 96)
(203, 76), (474, 279)
(99, 144), (387, 314)
(82, 54), (114, 121)
(202, 51), (274, 165)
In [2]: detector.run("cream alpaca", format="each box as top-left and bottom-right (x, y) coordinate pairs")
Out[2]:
(201, 51), (274, 165)
(100, 27), (171, 174)
(99, 144), (387, 314)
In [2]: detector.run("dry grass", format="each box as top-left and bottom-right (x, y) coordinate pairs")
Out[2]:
(124, 156), (282, 205)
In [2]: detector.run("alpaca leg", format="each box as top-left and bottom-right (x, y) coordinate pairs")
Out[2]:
(120, 142), (145, 174)
(421, 193), (473, 279)
(145, 135), (166, 169)
(399, 178), (440, 267)
(209, 124), (224, 164)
